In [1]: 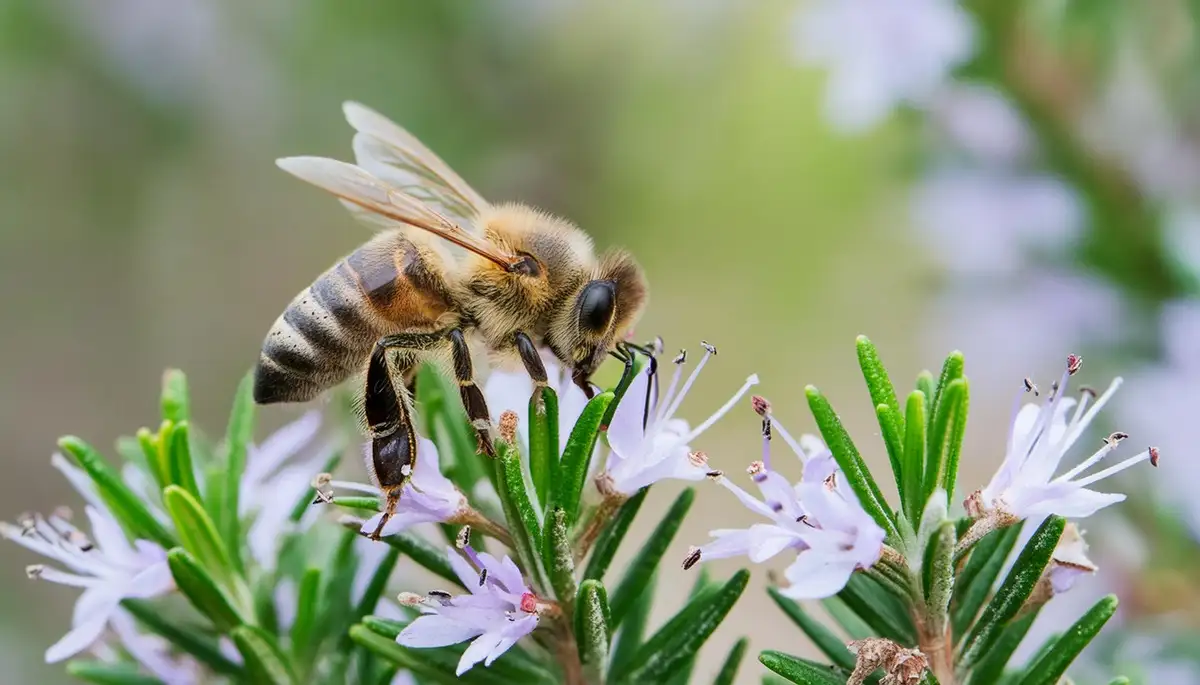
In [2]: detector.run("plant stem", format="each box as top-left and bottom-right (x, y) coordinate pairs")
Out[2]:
(453, 507), (514, 549)
(572, 495), (625, 564)
(915, 612), (956, 685)
(556, 622), (587, 685)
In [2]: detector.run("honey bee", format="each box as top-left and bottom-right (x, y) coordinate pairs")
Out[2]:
(254, 102), (648, 537)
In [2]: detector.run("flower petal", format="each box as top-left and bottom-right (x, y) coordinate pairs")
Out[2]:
(457, 629), (504, 675)
(606, 366), (652, 460)
(485, 614), (538, 666)
(46, 610), (111, 663)
(780, 553), (858, 599)
(397, 614), (485, 650)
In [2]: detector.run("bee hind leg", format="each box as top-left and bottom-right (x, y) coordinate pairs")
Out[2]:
(362, 341), (420, 540)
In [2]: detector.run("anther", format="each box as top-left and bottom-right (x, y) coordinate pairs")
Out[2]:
(824, 472), (838, 490)
(682, 546), (701, 570)
(706, 470), (724, 480)
(1078, 385), (1097, 398)
(595, 472), (618, 498)
(701, 341), (717, 355)
(498, 410), (519, 444)
(17, 513), (35, 534)
(25, 565), (44, 579)
(1105, 432), (1130, 446)
(428, 590), (452, 600)
(688, 451), (708, 468)
(751, 395), (771, 416)
(1149, 446), (1160, 467)
(1067, 354), (1083, 375)
(478, 568), (488, 587)
(651, 337), (665, 356)
(747, 460), (765, 476)
(1023, 378), (1039, 396)
(456, 526), (472, 549)
(673, 350), (687, 365)
(69, 531), (94, 552)
(397, 592), (425, 606)
(52, 506), (73, 521)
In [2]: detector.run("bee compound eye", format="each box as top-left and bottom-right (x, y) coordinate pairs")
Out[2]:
(578, 280), (616, 333)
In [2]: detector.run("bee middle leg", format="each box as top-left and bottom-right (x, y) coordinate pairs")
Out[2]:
(447, 329), (497, 458)
(514, 331), (549, 411)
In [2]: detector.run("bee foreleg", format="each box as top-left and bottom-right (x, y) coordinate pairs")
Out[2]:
(514, 331), (549, 412)
(448, 329), (496, 458)
(363, 341), (418, 540)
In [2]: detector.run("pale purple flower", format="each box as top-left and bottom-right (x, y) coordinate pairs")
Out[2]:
(971, 356), (1155, 522)
(323, 436), (467, 538)
(1046, 522), (1097, 595)
(690, 413), (885, 599)
(484, 349), (590, 455)
(926, 84), (1032, 164)
(97, 610), (202, 684)
(792, 0), (975, 131)
(599, 345), (759, 496)
(396, 546), (542, 675)
(240, 410), (332, 570)
(2, 499), (173, 663)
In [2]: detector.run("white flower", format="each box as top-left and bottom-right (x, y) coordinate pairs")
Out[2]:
(1046, 522), (1097, 595)
(2, 498), (173, 663)
(690, 411), (885, 599)
(324, 436), (467, 538)
(484, 349), (590, 455)
(240, 410), (332, 570)
(396, 545), (543, 675)
(972, 356), (1155, 522)
(600, 344), (759, 496)
(792, 0), (975, 132)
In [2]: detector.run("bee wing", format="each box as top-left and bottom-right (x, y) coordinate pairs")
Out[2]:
(343, 101), (489, 232)
(276, 156), (519, 269)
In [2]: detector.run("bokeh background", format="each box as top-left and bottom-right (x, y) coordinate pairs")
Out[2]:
(2, 1), (1198, 683)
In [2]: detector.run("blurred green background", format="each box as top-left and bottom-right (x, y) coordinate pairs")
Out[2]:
(0, 1), (1097, 682)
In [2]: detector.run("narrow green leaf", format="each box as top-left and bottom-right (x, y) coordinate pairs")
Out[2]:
(351, 626), (462, 685)
(916, 370), (936, 402)
(220, 372), (255, 574)
(925, 352), (963, 493)
(925, 378), (965, 503)
(837, 573), (916, 645)
(926, 351), (964, 436)
(137, 427), (169, 492)
(291, 567), (322, 663)
(609, 571), (655, 672)
(902, 390), (927, 525)
(361, 615), (407, 639)
(331, 496), (382, 512)
(857, 336), (903, 419)
(255, 576), (280, 635)
(1016, 596), (1118, 685)
(161, 369), (191, 423)
(805, 386), (898, 541)
(551, 391), (614, 525)
(167, 548), (244, 632)
(320, 530), (360, 642)
(544, 508), (577, 609)
(494, 440), (546, 589)
(941, 379), (969, 498)
(1106, 679), (1131, 685)
(612, 569), (749, 683)
(528, 387), (559, 509)
(122, 599), (242, 676)
(66, 661), (163, 685)
(768, 588), (855, 671)
(608, 488), (695, 629)
(664, 568), (718, 685)
(162, 486), (237, 591)
(202, 464), (226, 544)
(953, 523), (1022, 642)
(925, 521), (956, 623)
(713, 638), (749, 685)
(576, 580), (611, 675)
(351, 547), (402, 628)
(232, 625), (295, 685)
(820, 596), (874, 640)
(961, 516), (1065, 667)
(876, 404), (906, 500)
(58, 437), (176, 548)
(165, 422), (201, 501)
(374, 530), (463, 588)
(967, 609), (1037, 685)
(583, 487), (648, 583)
(759, 651), (847, 685)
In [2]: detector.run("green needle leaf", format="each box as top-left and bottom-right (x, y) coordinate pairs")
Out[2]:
(925, 521), (956, 628)
(576, 580), (612, 677)
(163, 486), (239, 593)
(544, 508), (577, 610)
(966, 609), (1037, 685)
(609, 571), (655, 672)
(371, 529), (463, 589)
(551, 391), (614, 525)
(820, 596), (874, 641)
(232, 625), (295, 685)
(858, 336), (905, 483)
(330, 496), (382, 512)
(758, 651), (847, 685)
(952, 523), (1022, 642)
(66, 661), (164, 685)
(960, 516), (1065, 668)
(942, 379), (969, 499)
(805, 386), (898, 541)
(713, 638), (749, 685)
(161, 369), (191, 424)
(528, 387), (559, 509)
(290, 567), (322, 665)
(494, 439), (546, 590)
(607, 487), (694, 629)
(350, 547), (402, 630)
(122, 599), (242, 676)
(876, 404), (906, 501)
(611, 569), (749, 684)
(583, 487), (648, 583)
(925, 378), (965, 504)
(58, 437), (176, 549)
(165, 422), (201, 502)
(167, 548), (245, 632)
(1016, 596), (1118, 685)
(136, 427), (169, 493)
(837, 573), (916, 645)
(902, 390), (927, 525)
(416, 363), (488, 492)
(768, 588), (855, 671)
(220, 372), (255, 574)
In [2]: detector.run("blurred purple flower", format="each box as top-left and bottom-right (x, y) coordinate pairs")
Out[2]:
(689, 415), (884, 599)
(970, 357), (1153, 522)
(94, 610), (202, 684)
(396, 546), (543, 675)
(599, 345), (759, 496)
(1046, 522), (1097, 595)
(1, 497), (173, 663)
(926, 84), (1033, 164)
(792, 0), (975, 132)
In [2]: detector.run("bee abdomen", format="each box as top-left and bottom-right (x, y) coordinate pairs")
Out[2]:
(254, 262), (379, 404)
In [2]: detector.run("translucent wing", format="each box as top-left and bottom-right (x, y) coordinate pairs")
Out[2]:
(276, 156), (517, 269)
(343, 101), (489, 232)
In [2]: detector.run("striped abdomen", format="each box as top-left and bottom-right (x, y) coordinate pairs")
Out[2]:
(254, 232), (453, 404)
